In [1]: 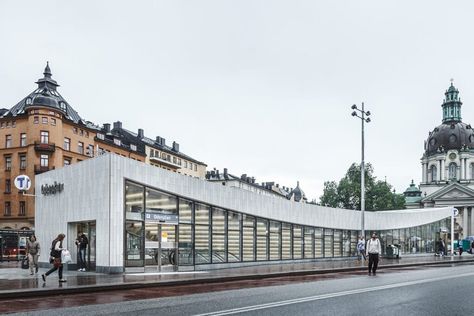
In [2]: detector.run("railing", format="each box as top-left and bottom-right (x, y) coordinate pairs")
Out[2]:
(34, 141), (55, 152)
(34, 165), (54, 174)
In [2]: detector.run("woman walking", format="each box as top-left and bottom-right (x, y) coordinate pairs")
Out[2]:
(26, 235), (40, 275)
(42, 233), (67, 283)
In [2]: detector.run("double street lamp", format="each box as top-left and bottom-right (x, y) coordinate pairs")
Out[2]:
(351, 103), (371, 239)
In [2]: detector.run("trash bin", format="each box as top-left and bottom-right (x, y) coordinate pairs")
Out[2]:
(385, 244), (400, 259)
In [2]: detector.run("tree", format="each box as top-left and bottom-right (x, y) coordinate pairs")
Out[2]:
(319, 163), (405, 211)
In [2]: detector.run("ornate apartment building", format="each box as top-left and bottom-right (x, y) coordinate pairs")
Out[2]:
(0, 63), (206, 230)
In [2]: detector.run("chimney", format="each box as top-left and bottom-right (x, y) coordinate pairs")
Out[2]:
(103, 123), (111, 133)
(251, 177), (255, 184)
(172, 141), (179, 152)
(138, 129), (144, 138)
(156, 136), (161, 144)
(113, 121), (122, 130)
(224, 168), (229, 180)
(241, 174), (247, 180)
(161, 138), (166, 146)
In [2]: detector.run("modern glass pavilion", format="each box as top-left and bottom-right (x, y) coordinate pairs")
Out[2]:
(35, 154), (454, 273)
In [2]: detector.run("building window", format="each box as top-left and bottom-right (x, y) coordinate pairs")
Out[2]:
(12, 121), (16, 128)
(19, 155), (27, 170)
(5, 135), (12, 148)
(87, 144), (94, 157)
(430, 165), (437, 182)
(40, 154), (48, 167)
(20, 133), (26, 147)
(184, 161), (188, 168)
(73, 127), (78, 134)
(130, 144), (137, 151)
(64, 157), (71, 166)
(19, 201), (26, 216)
(194, 164), (197, 171)
(113, 138), (121, 146)
(173, 156), (177, 164)
(5, 179), (11, 193)
(96, 133), (105, 140)
(34, 116), (39, 124)
(449, 162), (457, 180)
(78, 142), (84, 155)
(51, 118), (56, 126)
(5, 156), (12, 171)
(64, 137), (70, 151)
(189, 162), (193, 170)
(85, 131), (89, 138)
(4, 202), (11, 216)
(79, 129), (84, 136)
(0, 122), (4, 128)
(42, 117), (48, 124)
(40, 131), (49, 144)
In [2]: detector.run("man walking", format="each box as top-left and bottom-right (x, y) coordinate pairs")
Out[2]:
(366, 232), (381, 276)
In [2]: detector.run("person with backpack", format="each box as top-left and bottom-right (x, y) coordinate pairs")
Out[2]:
(26, 235), (40, 275)
(366, 232), (381, 276)
(42, 233), (67, 283)
(356, 236), (366, 262)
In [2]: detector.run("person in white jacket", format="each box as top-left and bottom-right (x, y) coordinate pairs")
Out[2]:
(366, 233), (381, 275)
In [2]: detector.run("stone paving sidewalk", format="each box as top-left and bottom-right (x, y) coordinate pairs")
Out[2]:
(0, 254), (473, 299)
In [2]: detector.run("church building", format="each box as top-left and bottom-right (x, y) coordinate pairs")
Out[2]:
(405, 82), (474, 239)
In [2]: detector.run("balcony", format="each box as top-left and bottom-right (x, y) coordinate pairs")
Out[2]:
(149, 155), (181, 170)
(34, 165), (54, 174)
(34, 141), (56, 152)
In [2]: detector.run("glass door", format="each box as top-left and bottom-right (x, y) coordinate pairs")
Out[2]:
(145, 223), (177, 271)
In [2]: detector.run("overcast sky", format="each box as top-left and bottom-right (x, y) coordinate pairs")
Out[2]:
(2, 1), (474, 202)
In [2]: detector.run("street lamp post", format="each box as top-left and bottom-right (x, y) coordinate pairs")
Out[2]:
(351, 103), (371, 239)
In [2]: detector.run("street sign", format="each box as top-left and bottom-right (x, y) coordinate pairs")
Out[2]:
(14, 175), (31, 191)
(453, 208), (459, 217)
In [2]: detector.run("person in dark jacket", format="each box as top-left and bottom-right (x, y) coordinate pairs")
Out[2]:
(42, 233), (66, 283)
(438, 238), (446, 257)
(75, 232), (88, 272)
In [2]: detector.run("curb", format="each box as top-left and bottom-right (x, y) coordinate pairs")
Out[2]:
(1, 258), (473, 299)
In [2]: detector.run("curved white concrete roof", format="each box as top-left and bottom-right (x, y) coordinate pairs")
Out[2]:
(36, 154), (454, 233)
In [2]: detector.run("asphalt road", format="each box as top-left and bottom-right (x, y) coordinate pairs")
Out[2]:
(10, 263), (474, 316)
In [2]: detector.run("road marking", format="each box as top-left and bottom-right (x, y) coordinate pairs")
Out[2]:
(194, 271), (474, 316)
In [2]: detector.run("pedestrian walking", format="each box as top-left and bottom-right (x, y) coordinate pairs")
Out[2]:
(75, 232), (88, 272)
(458, 239), (464, 256)
(42, 233), (67, 283)
(366, 233), (381, 276)
(26, 235), (40, 275)
(356, 236), (366, 262)
(438, 238), (446, 257)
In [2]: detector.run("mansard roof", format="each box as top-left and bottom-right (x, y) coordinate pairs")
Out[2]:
(1, 63), (85, 124)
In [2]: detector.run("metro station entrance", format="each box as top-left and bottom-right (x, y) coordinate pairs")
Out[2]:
(145, 223), (177, 272)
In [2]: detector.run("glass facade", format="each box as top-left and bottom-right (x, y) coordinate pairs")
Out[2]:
(124, 180), (452, 268)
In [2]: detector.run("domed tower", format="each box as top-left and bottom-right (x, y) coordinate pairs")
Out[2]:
(419, 81), (474, 204)
(287, 181), (307, 203)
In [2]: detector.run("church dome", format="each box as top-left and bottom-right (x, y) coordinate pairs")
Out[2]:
(425, 122), (474, 155)
(425, 82), (473, 156)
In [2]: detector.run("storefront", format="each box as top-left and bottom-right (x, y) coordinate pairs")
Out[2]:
(35, 154), (454, 273)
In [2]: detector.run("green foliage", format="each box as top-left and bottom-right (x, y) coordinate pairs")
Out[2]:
(319, 163), (405, 211)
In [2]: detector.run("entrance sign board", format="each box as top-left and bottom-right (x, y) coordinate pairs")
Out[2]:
(14, 175), (31, 191)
